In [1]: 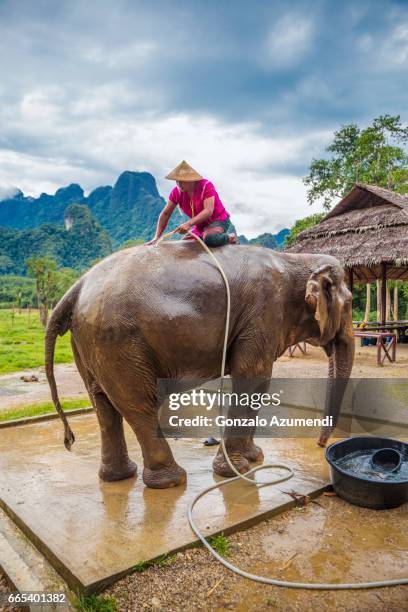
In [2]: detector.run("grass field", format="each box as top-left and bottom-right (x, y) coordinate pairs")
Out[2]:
(0, 397), (91, 422)
(0, 309), (73, 375)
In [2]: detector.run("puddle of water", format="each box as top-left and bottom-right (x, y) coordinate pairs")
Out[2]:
(224, 497), (408, 611)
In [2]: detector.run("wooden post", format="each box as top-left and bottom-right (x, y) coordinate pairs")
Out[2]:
(348, 268), (353, 293)
(386, 283), (391, 321)
(364, 283), (371, 322)
(393, 282), (399, 321)
(381, 263), (387, 326)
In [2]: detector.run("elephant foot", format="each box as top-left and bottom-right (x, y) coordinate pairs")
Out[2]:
(317, 427), (332, 447)
(212, 449), (250, 478)
(143, 464), (187, 489)
(317, 435), (328, 447)
(241, 441), (264, 463)
(99, 459), (137, 482)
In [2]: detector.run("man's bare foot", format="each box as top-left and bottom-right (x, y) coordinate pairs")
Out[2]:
(228, 233), (238, 244)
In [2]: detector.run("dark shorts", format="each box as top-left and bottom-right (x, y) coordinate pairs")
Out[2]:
(201, 218), (236, 247)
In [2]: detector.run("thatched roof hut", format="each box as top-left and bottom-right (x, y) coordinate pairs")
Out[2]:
(286, 183), (408, 283)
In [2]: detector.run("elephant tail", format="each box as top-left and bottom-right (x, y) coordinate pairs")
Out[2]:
(45, 280), (82, 451)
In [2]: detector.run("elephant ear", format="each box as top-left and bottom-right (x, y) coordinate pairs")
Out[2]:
(305, 264), (342, 345)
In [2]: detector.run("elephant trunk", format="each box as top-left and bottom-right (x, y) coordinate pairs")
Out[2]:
(318, 335), (355, 447)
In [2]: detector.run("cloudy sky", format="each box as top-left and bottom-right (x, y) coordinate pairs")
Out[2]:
(0, 0), (407, 236)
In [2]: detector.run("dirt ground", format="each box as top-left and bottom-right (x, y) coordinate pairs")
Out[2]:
(273, 342), (408, 378)
(105, 494), (408, 611)
(0, 362), (87, 411)
(1, 342), (407, 412)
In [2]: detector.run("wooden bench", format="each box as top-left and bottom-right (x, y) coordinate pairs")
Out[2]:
(354, 321), (408, 343)
(354, 331), (397, 366)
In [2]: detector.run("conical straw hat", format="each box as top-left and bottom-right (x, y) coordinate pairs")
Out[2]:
(165, 160), (203, 181)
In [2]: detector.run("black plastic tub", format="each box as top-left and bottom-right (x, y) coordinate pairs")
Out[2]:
(325, 436), (408, 510)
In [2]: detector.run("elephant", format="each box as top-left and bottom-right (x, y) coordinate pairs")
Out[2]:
(45, 242), (354, 489)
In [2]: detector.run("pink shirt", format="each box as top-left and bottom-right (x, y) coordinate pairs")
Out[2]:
(169, 179), (229, 235)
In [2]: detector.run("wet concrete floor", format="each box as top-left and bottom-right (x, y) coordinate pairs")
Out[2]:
(0, 413), (329, 593)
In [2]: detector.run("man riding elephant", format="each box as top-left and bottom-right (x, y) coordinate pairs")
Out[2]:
(146, 160), (238, 247)
(45, 239), (354, 489)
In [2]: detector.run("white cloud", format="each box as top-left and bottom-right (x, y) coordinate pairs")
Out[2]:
(20, 87), (63, 123)
(363, 19), (408, 70)
(0, 185), (20, 200)
(356, 33), (373, 52)
(347, 3), (370, 26)
(0, 109), (326, 236)
(0, 150), (102, 197)
(264, 13), (315, 70)
(386, 23), (408, 65)
(4, 0), (401, 240)
(69, 82), (150, 117)
(82, 41), (157, 68)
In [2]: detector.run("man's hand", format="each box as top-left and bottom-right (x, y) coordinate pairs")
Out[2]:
(144, 237), (159, 246)
(177, 221), (194, 234)
(145, 200), (177, 246)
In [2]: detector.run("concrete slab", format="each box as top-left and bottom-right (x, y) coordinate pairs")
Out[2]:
(0, 507), (73, 610)
(0, 414), (329, 593)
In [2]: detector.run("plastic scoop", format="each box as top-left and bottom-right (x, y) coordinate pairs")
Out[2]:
(370, 448), (402, 473)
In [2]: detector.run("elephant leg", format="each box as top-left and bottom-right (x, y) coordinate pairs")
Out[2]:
(123, 406), (187, 489)
(71, 338), (137, 482)
(212, 379), (268, 477)
(213, 340), (272, 477)
(82, 339), (186, 489)
(93, 391), (137, 482)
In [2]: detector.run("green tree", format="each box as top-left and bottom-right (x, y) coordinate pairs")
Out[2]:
(0, 255), (13, 274)
(50, 267), (80, 305)
(0, 275), (36, 308)
(304, 115), (408, 210)
(63, 204), (112, 269)
(27, 256), (57, 327)
(401, 283), (408, 318)
(284, 213), (325, 247)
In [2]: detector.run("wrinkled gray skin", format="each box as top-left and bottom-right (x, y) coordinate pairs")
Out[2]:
(45, 243), (354, 488)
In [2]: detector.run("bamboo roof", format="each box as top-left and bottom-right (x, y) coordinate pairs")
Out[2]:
(285, 183), (408, 282)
